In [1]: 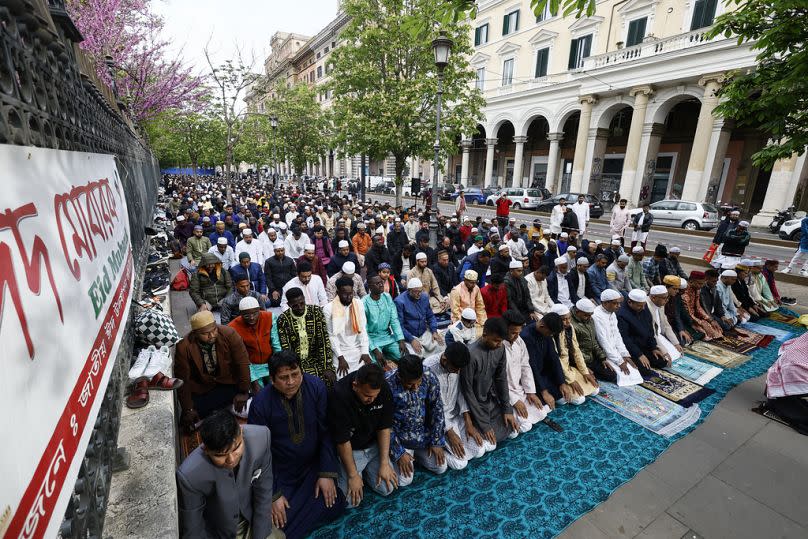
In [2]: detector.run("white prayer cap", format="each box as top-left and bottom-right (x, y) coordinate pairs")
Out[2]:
(679, 278), (688, 289)
(176, 215), (185, 222)
(738, 220), (750, 227)
(461, 308), (477, 321)
(618, 254), (630, 263)
(415, 252), (427, 261)
(611, 239), (621, 246)
(217, 237), (228, 245)
(551, 303), (570, 316)
(721, 269), (738, 277)
(628, 289), (648, 302)
(273, 240), (285, 249)
(239, 296), (260, 311)
(304, 243), (315, 251)
(632, 246), (644, 254)
(450, 217), (458, 222)
(471, 227), (478, 233)
(601, 289), (621, 302)
(576, 298), (596, 313)
(273, 214), (280, 219)
(498, 244), (509, 251)
(342, 261), (356, 275)
(376, 226), (385, 235)
(730, 209), (740, 215)
(395, 217), (401, 222)
(279, 222), (287, 229)
(407, 277), (422, 289)
(334, 240), (348, 249)
(670, 246), (681, 253)
(567, 246), (578, 252)
(483, 218), (491, 224)
(560, 232), (569, 238)
(576, 257), (590, 265)
(611, 234), (621, 240)
(750, 259), (763, 267)
(357, 222), (366, 228)
(509, 260), (523, 269)
(554, 256), (568, 266)
(650, 285), (668, 296)
(243, 228), (253, 236)
(509, 217), (516, 222)
(740, 258), (753, 266)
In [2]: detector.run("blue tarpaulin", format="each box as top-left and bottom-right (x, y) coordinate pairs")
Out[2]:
(160, 167), (216, 175)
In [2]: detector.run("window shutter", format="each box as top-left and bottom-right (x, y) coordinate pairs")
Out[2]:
(691, 0), (706, 30)
(582, 35), (592, 58)
(568, 39), (579, 70)
(535, 48), (549, 78)
(503, 14), (509, 35)
(703, 0), (718, 26)
(627, 18), (647, 47)
(514, 10), (519, 32)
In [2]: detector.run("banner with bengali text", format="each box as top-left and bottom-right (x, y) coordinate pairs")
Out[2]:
(0, 146), (134, 538)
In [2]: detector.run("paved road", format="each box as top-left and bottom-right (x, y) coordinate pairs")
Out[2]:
(366, 193), (799, 264)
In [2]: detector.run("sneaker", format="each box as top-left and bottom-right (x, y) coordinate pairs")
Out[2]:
(781, 267), (792, 274)
(781, 297), (797, 306)
(143, 345), (172, 379)
(128, 346), (155, 382)
(801, 270), (808, 278)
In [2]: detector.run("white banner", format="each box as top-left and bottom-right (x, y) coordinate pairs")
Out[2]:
(0, 146), (134, 538)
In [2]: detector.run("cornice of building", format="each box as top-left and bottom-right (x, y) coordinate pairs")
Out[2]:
(308, 10), (350, 50)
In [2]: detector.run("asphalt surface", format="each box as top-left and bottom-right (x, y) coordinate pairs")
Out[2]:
(366, 193), (801, 265)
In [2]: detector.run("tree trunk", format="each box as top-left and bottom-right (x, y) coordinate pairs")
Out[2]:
(394, 154), (406, 207)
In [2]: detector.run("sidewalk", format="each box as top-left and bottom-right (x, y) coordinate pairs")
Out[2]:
(560, 268), (808, 539)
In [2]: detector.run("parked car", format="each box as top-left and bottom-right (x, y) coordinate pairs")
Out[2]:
(370, 180), (396, 194)
(536, 193), (605, 219)
(627, 200), (719, 230)
(779, 213), (807, 241)
(451, 187), (496, 205)
(485, 187), (551, 209)
(436, 183), (458, 200)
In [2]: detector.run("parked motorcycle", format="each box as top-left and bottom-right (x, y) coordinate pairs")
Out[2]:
(769, 206), (796, 233)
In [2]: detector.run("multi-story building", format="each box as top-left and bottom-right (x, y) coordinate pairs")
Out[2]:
(448, 0), (806, 223)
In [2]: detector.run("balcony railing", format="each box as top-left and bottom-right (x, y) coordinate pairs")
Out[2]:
(576, 29), (721, 71)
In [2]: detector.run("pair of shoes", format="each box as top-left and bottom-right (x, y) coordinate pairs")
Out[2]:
(129, 345), (174, 382)
(126, 380), (150, 409)
(781, 297), (797, 306)
(128, 347), (155, 382)
(147, 372), (184, 391)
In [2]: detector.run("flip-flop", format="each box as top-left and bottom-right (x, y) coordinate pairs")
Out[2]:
(126, 381), (150, 408)
(148, 372), (184, 391)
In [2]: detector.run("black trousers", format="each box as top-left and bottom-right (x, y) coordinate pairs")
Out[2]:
(192, 384), (238, 418)
(590, 360), (618, 384)
(634, 351), (667, 377)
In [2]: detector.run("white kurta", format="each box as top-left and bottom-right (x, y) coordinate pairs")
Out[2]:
(324, 299), (370, 379)
(592, 305), (642, 386)
(557, 272), (572, 308)
(234, 238), (266, 266)
(550, 205), (565, 234)
(280, 275), (328, 309)
(526, 274), (554, 315)
(645, 299), (681, 361)
(504, 337), (549, 431)
(571, 202), (590, 235)
(284, 235), (308, 259)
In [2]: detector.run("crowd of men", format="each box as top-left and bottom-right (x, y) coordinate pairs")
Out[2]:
(164, 174), (787, 539)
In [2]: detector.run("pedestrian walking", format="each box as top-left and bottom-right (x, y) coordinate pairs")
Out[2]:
(630, 204), (653, 249)
(609, 198), (631, 246)
(782, 215), (808, 277)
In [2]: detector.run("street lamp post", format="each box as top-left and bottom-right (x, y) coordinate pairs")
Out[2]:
(270, 115), (278, 185)
(430, 32), (453, 248)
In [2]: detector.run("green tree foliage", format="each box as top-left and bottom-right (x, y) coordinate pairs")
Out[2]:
(329, 0), (486, 205)
(265, 83), (329, 176)
(145, 109), (226, 172)
(709, 0), (808, 168)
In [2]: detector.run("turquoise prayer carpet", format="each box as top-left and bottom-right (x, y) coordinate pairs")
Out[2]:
(309, 318), (804, 539)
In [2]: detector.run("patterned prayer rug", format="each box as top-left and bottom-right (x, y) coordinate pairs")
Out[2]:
(640, 369), (715, 407)
(710, 333), (758, 354)
(739, 321), (794, 343)
(309, 317), (803, 539)
(685, 341), (752, 368)
(665, 356), (723, 385)
(768, 311), (802, 326)
(734, 329), (775, 349)
(592, 383), (702, 436)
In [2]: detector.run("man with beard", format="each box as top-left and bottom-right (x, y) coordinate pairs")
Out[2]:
(327, 240), (359, 277)
(325, 277), (371, 379)
(609, 198), (631, 246)
(365, 233), (393, 279)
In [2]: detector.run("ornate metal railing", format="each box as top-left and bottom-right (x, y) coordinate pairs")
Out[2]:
(0, 1), (159, 537)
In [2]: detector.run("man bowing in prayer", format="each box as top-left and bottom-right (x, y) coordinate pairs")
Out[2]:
(248, 351), (345, 538)
(646, 285), (683, 361)
(502, 310), (549, 433)
(548, 304), (600, 404)
(519, 312), (568, 410)
(272, 287), (335, 386)
(617, 289), (672, 376)
(461, 318), (520, 451)
(325, 277), (371, 379)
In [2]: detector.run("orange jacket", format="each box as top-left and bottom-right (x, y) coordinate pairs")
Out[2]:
(352, 232), (372, 255)
(228, 311), (273, 365)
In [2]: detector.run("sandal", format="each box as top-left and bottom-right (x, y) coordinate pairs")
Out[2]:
(126, 381), (150, 409)
(148, 372), (184, 391)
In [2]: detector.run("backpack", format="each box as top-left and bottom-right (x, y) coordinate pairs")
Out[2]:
(171, 268), (190, 291)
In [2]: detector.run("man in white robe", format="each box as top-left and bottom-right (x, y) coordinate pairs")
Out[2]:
(570, 195), (590, 236)
(325, 276), (371, 379)
(502, 310), (549, 432)
(610, 199), (631, 245)
(526, 267), (554, 317)
(550, 199), (566, 236)
(235, 229), (266, 266)
(591, 289), (643, 386)
(280, 261), (327, 309)
(424, 343), (486, 470)
(646, 285), (683, 361)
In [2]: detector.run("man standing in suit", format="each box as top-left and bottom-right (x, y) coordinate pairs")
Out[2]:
(176, 410), (285, 538)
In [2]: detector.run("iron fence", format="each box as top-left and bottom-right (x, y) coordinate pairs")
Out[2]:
(1, 1), (159, 536)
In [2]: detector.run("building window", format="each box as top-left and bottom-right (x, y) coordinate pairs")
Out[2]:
(317, 66), (323, 78)
(691, 0), (718, 30)
(324, 46), (329, 53)
(474, 24), (489, 46)
(332, 41), (336, 48)
(568, 34), (592, 69)
(502, 58), (514, 86)
(310, 71), (315, 82)
(626, 17), (647, 47)
(535, 3), (551, 23)
(317, 52), (321, 59)
(503, 10), (519, 36)
(534, 47), (549, 77)
(475, 67), (485, 90)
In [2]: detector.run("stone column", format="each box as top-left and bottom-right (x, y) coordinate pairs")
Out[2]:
(582, 127), (609, 194)
(681, 73), (726, 200)
(546, 132), (563, 192)
(326, 153), (332, 178)
(512, 136), (527, 188)
(460, 140), (472, 187)
(570, 95), (597, 193)
(750, 152), (803, 227)
(445, 155), (452, 183)
(701, 119), (734, 202)
(631, 122), (665, 205)
(345, 156), (352, 177)
(484, 138), (497, 188)
(619, 86), (653, 202)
